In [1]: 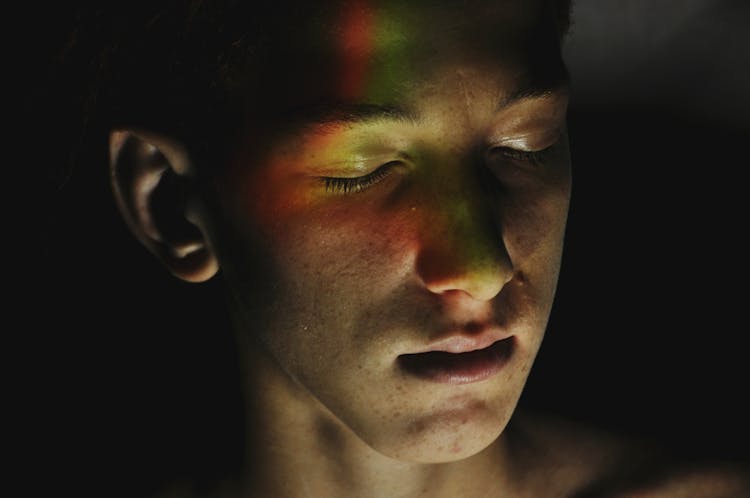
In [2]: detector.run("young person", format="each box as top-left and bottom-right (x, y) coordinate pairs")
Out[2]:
(75, 1), (749, 496)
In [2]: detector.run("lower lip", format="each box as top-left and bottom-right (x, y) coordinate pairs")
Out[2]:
(398, 337), (515, 385)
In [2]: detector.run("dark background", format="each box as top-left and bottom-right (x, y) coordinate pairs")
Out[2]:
(24, 0), (749, 495)
(524, 0), (750, 462)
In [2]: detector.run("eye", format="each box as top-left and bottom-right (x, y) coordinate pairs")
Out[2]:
(320, 161), (400, 195)
(487, 144), (556, 167)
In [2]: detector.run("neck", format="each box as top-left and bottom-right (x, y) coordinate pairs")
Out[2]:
(232, 337), (520, 498)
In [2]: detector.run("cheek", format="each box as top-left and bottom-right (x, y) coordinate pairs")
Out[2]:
(494, 178), (571, 337)
(263, 202), (418, 294)
(500, 175), (571, 268)
(225, 180), (421, 359)
(227, 157), (418, 278)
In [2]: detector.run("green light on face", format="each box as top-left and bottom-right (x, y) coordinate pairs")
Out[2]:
(363, 1), (419, 104)
(332, 0), (419, 103)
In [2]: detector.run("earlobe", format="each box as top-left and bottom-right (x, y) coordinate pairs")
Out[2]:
(109, 129), (219, 283)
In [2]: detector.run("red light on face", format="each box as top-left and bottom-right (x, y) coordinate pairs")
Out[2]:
(337, 0), (375, 100)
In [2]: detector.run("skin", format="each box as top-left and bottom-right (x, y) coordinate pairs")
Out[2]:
(108, 1), (750, 497)
(212, 0), (569, 477)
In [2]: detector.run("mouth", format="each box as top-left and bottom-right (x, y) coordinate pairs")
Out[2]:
(397, 336), (515, 385)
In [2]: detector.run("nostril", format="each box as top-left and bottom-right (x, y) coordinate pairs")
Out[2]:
(416, 250), (513, 302)
(464, 321), (483, 333)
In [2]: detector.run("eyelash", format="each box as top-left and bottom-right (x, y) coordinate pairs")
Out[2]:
(321, 161), (399, 194)
(319, 144), (556, 195)
(489, 144), (555, 165)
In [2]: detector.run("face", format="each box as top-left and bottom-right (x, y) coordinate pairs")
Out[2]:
(202, 0), (571, 463)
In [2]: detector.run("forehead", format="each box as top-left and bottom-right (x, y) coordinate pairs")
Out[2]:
(231, 0), (560, 121)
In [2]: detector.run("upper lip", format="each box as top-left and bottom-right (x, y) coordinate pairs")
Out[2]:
(406, 327), (513, 355)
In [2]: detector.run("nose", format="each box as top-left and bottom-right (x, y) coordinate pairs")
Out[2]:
(415, 180), (513, 302)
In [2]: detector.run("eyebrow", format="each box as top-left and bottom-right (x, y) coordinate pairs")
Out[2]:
(283, 102), (420, 132)
(285, 75), (570, 131)
(500, 80), (570, 109)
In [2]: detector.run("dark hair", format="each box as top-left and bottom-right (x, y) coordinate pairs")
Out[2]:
(53, 0), (572, 182)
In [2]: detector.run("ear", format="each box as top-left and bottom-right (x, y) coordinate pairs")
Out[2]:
(109, 129), (219, 283)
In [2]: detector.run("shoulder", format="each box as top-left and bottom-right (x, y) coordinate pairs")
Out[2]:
(603, 464), (750, 498)
(506, 410), (750, 498)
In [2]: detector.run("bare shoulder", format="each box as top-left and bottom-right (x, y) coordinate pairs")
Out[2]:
(507, 410), (750, 498)
(607, 464), (750, 498)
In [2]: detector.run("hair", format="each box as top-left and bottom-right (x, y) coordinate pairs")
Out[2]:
(50, 0), (573, 185)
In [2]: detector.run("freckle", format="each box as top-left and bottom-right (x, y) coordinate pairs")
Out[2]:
(451, 444), (461, 454)
(409, 420), (426, 435)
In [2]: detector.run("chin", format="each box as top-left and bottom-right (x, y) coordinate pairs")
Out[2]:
(366, 402), (510, 464)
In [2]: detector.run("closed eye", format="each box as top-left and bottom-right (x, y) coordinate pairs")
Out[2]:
(488, 144), (557, 166)
(320, 161), (400, 195)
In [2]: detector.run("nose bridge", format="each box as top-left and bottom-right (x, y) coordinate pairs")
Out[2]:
(414, 152), (513, 301)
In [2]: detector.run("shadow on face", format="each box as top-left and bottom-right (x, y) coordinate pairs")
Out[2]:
(180, 0), (572, 464)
